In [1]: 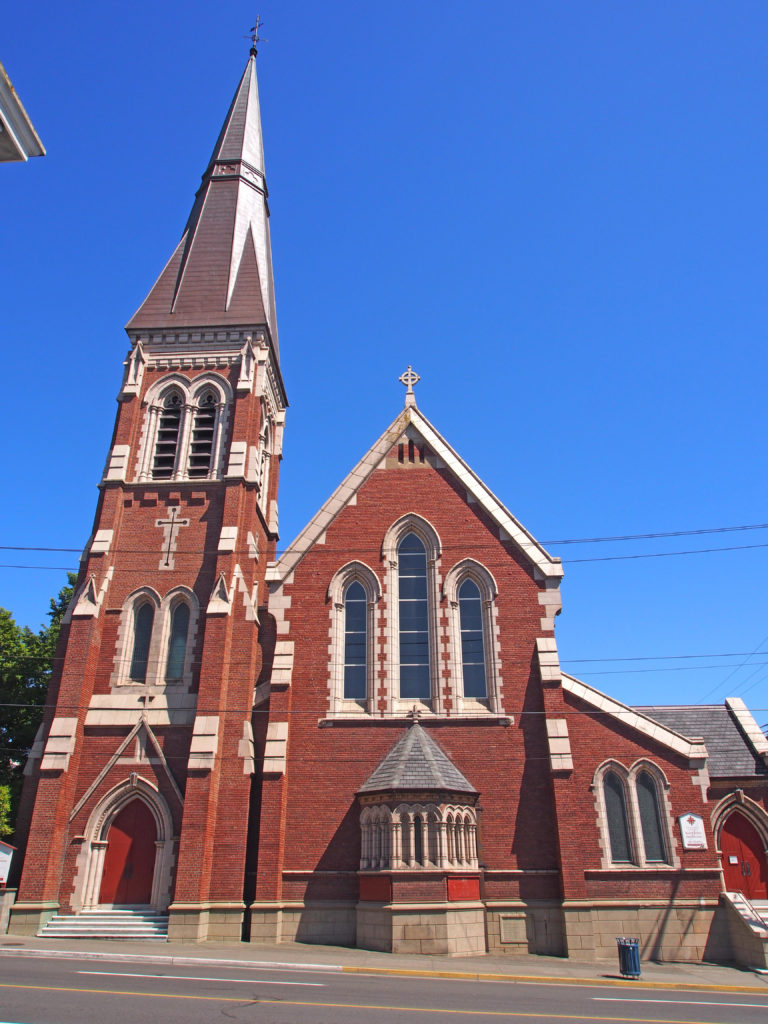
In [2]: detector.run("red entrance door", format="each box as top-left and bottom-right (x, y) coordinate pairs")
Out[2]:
(99, 800), (157, 905)
(720, 812), (768, 901)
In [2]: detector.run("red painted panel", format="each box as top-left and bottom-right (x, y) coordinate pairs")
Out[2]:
(99, 799), (157, 905)
(446, 875), (480, 901)
(721, 812), (768, 900)
(359, 875), (392, 902)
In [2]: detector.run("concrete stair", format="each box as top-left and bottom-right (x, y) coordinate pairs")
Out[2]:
(753, 901), (768, 926)
(38, 909), (169, 940)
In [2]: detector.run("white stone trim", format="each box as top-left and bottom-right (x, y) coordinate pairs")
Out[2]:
(264, 721), (288, 774)
(538, 579), (562, 631)
(238, 721), (255, 774)
(71, 566), (114, 619)
(40, 717), (78, 771)
(120, 341), (146, 397)
(273, 406), (562, 586)
(188, 715), (219, 771)
(536, 637), (562, 685)
(270, 640), (295, 689)
(546, 718), (573, 771)
(726, 697), (768, 765)
(562, 673), (709, 763)
(104, 444), (131, 482)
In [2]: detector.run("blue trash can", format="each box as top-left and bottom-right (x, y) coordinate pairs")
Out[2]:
(616, 937), (641, 978)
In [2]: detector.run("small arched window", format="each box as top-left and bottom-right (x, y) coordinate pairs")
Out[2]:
(343, 581), (367, 700)
(458, 578), (486, 698)
(152, 392), (183, 479)
(165, 602), (190, 682)
(187, 391), (217, 478)
(130, 603), (155, 682)
(636, 770), (666, 862)
(413, 814), (424, 865)
(604, 771), (632, 863)
(398, 533), (430, 700)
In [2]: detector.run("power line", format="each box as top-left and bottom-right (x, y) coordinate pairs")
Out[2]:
(3, 539), (767, 573)
(3, 521), (767, 556)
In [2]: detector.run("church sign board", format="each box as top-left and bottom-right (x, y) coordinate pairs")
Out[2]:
(0, 841), (15, 885)
(678, 813), (707, 850)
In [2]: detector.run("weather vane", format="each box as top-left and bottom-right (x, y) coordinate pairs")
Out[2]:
(399, 365), (420, 408)
(245, 15), (268, 55)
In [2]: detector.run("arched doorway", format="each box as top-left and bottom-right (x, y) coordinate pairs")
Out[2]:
(99, 799), (157, 905)
(721, 811), (768, 901)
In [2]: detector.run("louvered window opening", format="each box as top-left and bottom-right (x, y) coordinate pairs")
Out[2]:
(152, 395), (182, 479)
(459, 578), (487, 698)
(343, 580), (367, 700)
(188, 393), (217, 478)
(398, 533), (430, 700)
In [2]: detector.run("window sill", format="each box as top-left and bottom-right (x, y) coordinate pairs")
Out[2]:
(319, 714), (513, 727)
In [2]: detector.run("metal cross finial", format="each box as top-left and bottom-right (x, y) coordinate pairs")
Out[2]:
(246, 15), (268, 55)
(399, 365), (420, 408)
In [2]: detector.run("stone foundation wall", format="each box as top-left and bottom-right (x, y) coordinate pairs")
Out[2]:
(8, 900), (58, 936)
(248, 901), (356, 946)
(167, 903), (244, 943)
(485, 901), (565, 956)
(357, 902), (486, 955)
(562, 900), (730, 962)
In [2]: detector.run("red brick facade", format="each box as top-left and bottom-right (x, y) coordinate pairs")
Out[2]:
(9, 53), (768, 962)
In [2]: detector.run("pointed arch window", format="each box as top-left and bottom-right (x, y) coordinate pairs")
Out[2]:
(152, 392), (183, 480)
(604, 770), (632, 863)
(187, 391), (217, 478)
(343, 581), (367, 700)
(398, 533), (430, 700)
(595, 762), (675, 868)
(130, 603), (155, 682)
(458, 579), (486, 699)
(636, 770), (667, 862)
(165, 602), (190, 683)
(138, 375), (231, 484)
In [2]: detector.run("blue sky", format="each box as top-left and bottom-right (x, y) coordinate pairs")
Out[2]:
(2, 2), (766, 718)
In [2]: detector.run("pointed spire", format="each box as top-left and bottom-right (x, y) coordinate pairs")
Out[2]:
(127, 53), (279, 359)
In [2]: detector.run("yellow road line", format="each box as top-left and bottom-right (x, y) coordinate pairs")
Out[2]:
(0, 980), (759, 1023)
(341, 964), (768, 994)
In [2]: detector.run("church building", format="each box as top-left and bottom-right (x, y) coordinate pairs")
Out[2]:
(9, 48), (768, 965)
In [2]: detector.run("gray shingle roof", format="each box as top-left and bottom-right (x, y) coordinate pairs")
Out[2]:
(358, 723), (477, 795)
(637, 705), (767, 778)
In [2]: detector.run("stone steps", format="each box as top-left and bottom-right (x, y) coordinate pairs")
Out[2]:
(38, 909), (169, 940)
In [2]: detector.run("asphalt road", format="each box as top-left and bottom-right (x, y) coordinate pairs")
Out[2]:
(1, 952), (768, 1024)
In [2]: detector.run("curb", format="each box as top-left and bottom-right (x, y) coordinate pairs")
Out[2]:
(1, 946), (766, 994)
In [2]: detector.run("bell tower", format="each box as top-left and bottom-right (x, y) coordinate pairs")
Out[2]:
(11, 45), (285, 942)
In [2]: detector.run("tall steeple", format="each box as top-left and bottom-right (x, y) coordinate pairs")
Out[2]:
(127, 51), (279, 358)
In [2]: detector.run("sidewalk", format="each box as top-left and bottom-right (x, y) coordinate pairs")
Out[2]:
(2, 932), (767, 993)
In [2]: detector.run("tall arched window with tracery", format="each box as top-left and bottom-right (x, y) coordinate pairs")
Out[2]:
(603, 770), (632, 863)
(130, 602), (155, 682)
(165, 602), (190, 682)
(398, 533), (430, 700)
(343, 580), (367, 700)
(458, 578), (486, 698)
(636, 769), (667, 863)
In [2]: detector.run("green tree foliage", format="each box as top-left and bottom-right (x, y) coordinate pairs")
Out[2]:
(0, 573), (76, 837)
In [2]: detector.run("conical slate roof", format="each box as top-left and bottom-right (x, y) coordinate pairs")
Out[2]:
(127, 53), (279, 355)
(358, 723), (477, 795)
